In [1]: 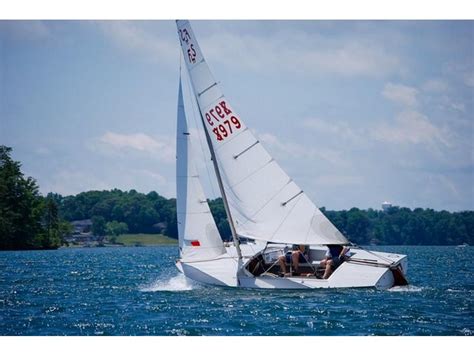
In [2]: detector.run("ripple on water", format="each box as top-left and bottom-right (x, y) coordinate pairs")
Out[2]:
(1, 246), (473, 335)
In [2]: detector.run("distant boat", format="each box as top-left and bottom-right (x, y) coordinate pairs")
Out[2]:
(456, 243), (469, 248)
(174, 20), (408, 289)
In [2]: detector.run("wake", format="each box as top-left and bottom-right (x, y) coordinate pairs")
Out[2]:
(388, 285), (424, 292)
(139, 273), (198, 292)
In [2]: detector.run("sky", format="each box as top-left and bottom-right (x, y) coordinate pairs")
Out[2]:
(1, 20), (473, 211)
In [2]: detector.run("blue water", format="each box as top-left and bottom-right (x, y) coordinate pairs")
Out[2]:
(0, 245), (472, 335)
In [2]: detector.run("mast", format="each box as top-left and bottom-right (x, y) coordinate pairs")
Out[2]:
(194, 99), (243, 260)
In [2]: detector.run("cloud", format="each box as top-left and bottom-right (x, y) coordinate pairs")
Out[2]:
(422, 79), (449, 93)
(372, 110), (449, 146)
(302, 118), (365, 146)
(43, 170), (112, 196)
(97, 21), (176, 64)
(258, 132), (348, 167)
(464, 71), (474, 87)
(202, 30), (400, 78)
(41, 168), (171, 197)
(382, 82), (419, 107)
(448, 101), (466, 112)
(137, 169), (167, 186)
(94, 21), (401, 78)
(92, 131), (175, 163)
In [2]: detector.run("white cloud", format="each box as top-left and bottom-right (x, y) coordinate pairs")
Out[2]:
(258, 132), (348, 167)
(382, 82), (419, 107)
(464, 71), (474, 87)
(302, 118), (365, 145)
(449, 101), (466, 112)
(43, 170), (112, 196)
(93, 131), (175, 163)
(372, 110), (449, 146)
(97, 21), (176, 64)
(202, 31), (400, 78)
(94, 21), (401, 78)
(422, 79), (449, 93)
(137, 169), (167, 186)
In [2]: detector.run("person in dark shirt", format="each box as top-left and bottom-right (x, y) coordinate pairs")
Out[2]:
(278, 244), (309, 276)
(320, 244), (350, 279)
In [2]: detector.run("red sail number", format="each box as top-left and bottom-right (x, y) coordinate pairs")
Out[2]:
(212, 117), (242, 141)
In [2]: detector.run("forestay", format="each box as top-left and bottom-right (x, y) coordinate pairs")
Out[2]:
(176, 20), (348, 246)
(176, 77), (226, 261)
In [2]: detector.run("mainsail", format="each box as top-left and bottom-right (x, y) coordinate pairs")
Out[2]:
(176, 76), (226, 261)
(176, 20), (348, 246)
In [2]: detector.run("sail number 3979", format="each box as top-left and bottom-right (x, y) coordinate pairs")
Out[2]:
(205, 101), (242, 142)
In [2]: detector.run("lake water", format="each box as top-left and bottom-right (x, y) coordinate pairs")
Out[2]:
(0, 245), (472, 335)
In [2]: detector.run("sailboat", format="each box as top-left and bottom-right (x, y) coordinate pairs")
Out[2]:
(175, 20), (408, 289)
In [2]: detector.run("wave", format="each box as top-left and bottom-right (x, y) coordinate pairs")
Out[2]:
(388, 285), (424, 292)
(139, 274), (198, 292)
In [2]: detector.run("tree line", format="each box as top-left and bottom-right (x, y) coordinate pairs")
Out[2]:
(1, 145), (472, 250)
(53, 190), (473, 246)
(321, 207), (473, 246)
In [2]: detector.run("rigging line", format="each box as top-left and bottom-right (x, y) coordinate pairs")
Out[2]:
(183, 67), (218, 199)
(358, 246), (395, 265)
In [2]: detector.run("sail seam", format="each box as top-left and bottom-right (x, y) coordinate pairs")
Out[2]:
(200, 94), (225, 113)
(235, 178), (293, 227)
(269, 191), (304, 241)
(228, 158), (274, 190)
(303, 208), (318, 244)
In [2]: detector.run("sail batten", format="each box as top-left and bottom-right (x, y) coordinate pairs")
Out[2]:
(177, 20), (349, 246)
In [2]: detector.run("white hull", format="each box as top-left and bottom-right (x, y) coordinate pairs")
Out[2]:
(176, 245), (408, 290)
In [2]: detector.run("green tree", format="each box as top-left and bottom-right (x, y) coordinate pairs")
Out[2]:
(105, 220), (129, 236)
(41, 197), (61, 248)
(91, 216), (106, 236)
(58, 220), (73, 242)
(0, 146), (44, 249)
